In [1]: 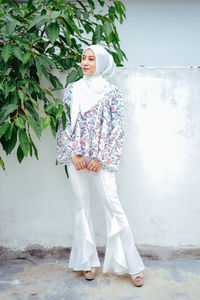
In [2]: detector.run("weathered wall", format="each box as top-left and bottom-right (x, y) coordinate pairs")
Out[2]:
(1, 67), (200, 255)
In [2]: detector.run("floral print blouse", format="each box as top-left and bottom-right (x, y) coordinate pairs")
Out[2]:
(56, 82), (124, 172)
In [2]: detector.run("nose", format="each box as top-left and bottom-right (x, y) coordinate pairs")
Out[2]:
(83, 59), (89, 66)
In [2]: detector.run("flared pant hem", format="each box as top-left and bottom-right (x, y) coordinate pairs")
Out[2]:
(67, 165), (145, 276)
(68, 264), (101, 272)
(68, 209), (101, 271)
(68, 215), (145, 275)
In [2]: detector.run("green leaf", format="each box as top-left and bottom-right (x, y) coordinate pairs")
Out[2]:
(17, 145), (24, 163)
(87, 0), (95, 9)
(1, 44), (12, 63)
(27, 0), (34, 9)
(82, 23), (93, 34)
(65, 103), (70, 116)
(52, 75), (63, 88)
(18, 78), (31, 85)
(116, 48), (127, 62)
(19, 63), (29, 77)
(55, 98), (61, 105)
(4, 123), (13, 141)
(56, 104), (63, 120)
(41, 66), (50, 80)
(35, 57), (42, 78)
(11, 92), (19, 105)
(64, 165), (69, 178)
(26, 115), (41, 138)
(0, 60), (9, 74)
(104, 22), (112, 36)
(43, 115), (50, 129)
(83, 11), (89, 19)
(0, 103), (18, 125)
(65, 18), (80, 36)
(50, 11), (60, 19)
(0, 156), (5, 171)
(31, 80), (42, 94)
(24, 101), (39, 122)
(75, 9), (81, 19)
(15, 117), (24, 129)
(47, 23), (60, 44)
(29, 139), (33, 157)
(6, 21), (17, 36)
(37, 55), (51, 70)
(114, 1), (126, 24)
(2, 81), (10, 98)
(28, 83), (34, 94)
(97, 0), (105, 6)
(29, 97), (38, 108)
(10, 35), (29, 47)
(28, 15), (47, 30)
(50, 117), (56, 138)
(1, 126), (18, 155)
(49, 73), (61, 88)
(18, 89), (24, 101)
(40, 55), (56, 68)
(63, 26), (72, 46)
(5, 81), (16, 94)
(93, 25), (102, 43)
(19, 129), (30, 156)
(23, 51), (32, 65)
(61, 110), (66, 130)
(112, 24), (120, 47)
(44, 103), (57, 116)
(66, 69), (82, 85)
(76, 0), (87, 10)
(31, 139), (39, 160)
(0, 122), (10, 139)
(108, 6), (116, 22)
(38, 118), (44, 131)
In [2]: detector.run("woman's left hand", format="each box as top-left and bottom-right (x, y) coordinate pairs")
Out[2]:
(87, 160), (101, 172)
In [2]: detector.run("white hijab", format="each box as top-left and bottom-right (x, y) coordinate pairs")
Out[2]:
(71, 44), (115, 132)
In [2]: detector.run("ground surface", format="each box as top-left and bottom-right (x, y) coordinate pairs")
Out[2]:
(0, 257), (200, 300)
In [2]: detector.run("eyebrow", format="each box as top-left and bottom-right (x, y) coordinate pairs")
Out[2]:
(83, 55), (95, 58)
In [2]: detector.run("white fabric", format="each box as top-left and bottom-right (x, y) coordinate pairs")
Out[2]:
(71, 44), (115, 132)
(87, 44), (115, 78)
(67, 161), (146, 275)
(71, 76), (110, 132)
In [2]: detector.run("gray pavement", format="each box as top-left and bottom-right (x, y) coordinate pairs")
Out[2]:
(0, 257), (200, 300)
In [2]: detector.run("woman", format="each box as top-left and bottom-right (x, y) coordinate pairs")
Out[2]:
(56, 44), (145, 286)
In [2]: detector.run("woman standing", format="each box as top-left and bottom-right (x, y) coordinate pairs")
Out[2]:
(56, 45), (145, 286)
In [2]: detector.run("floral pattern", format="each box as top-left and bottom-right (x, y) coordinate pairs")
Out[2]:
(56, 82), (124, 172)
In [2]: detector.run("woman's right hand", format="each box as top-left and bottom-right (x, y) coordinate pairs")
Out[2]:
(71, 155), (86, 170)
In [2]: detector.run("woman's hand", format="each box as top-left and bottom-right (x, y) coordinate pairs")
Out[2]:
(71, 155), (86, 170)
(87, 159), (101, 172)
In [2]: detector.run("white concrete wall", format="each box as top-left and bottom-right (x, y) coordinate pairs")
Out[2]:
(117, 0), (200, 66)
(1, 67), (200, 251)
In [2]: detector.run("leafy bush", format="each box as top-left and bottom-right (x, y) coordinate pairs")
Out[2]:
(0, 0), (126, 171)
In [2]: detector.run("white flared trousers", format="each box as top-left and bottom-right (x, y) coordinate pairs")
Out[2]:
(67, 163), (145, 275)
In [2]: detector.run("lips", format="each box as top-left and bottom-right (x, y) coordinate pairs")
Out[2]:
(83, 68), (89, 71)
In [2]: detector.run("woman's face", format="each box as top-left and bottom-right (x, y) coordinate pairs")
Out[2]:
(81, 49), (96, 76)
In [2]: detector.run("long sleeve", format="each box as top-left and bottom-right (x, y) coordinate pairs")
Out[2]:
(98, 88), (124, 171)
(56, 83), (75, 166)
